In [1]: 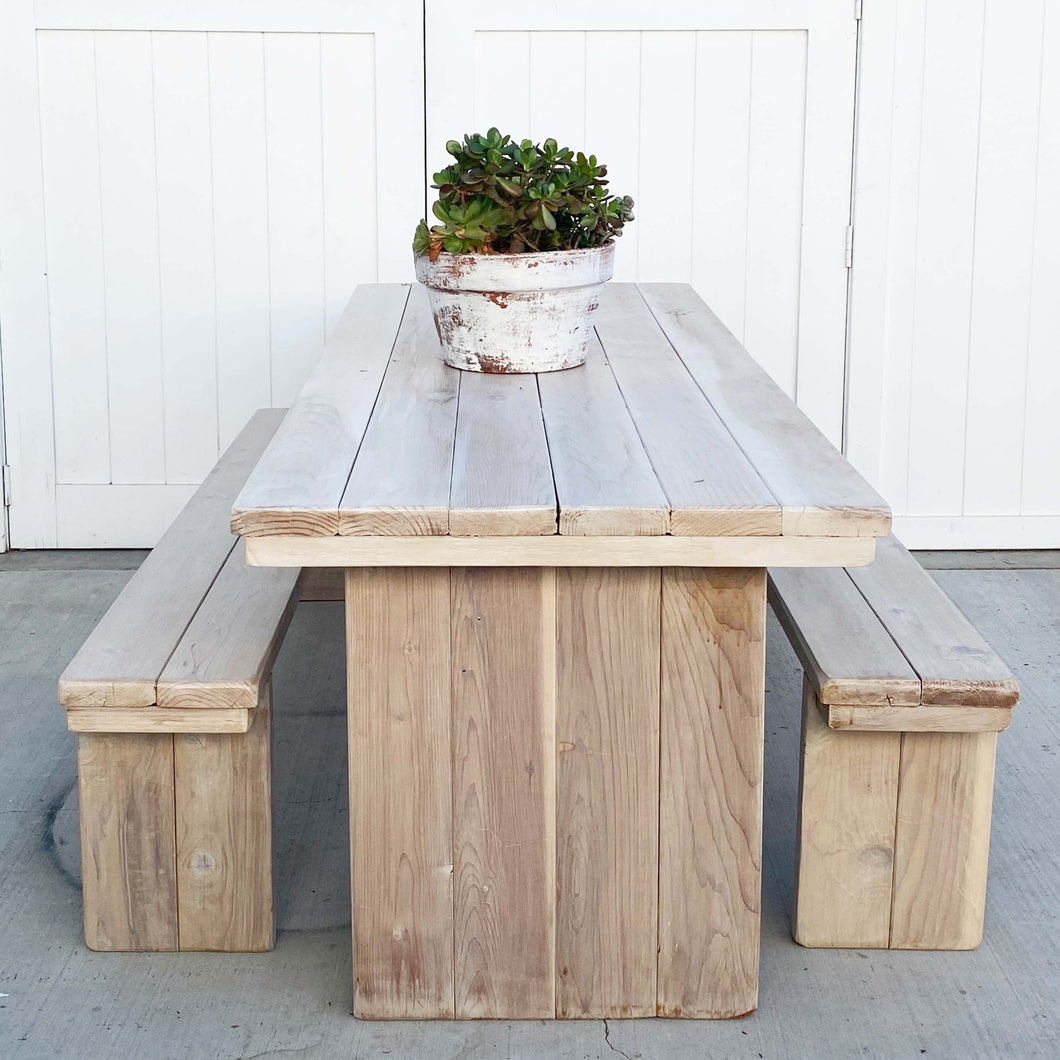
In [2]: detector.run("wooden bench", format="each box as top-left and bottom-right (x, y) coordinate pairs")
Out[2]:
(58, 410), (301, 953)
(769, 535), (1019, 951)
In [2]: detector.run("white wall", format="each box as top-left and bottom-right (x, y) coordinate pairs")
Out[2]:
(847, 0), (1060, 548)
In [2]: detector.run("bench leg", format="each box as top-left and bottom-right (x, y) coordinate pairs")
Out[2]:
(794, 678), (900, 948)
(890, 730), (996, 950)
(77, 685), (273, 953)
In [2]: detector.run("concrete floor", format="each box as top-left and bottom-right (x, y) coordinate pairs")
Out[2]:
(0, 553), (1058, 1060)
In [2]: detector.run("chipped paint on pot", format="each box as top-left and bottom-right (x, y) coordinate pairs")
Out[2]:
(414, 243), (615, 373)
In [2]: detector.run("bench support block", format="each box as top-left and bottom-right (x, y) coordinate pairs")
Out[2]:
(795, 679), (996, 950)
(78, 687), (274, 952)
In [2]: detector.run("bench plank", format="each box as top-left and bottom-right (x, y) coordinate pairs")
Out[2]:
(596, 285), (783, 537)
(449, 371), (557, 536)
(231, 286), (410, 536)
(848, 536), (1020, 707)
(68, 707), (251, 734)
(538, 334), (670, 536)
(769, 566), (922, 706)
(157, 539), (301, 710)
(60, 409), (286, 708)
(639, 284), (891, 538)
(828, 704), (1012, 733)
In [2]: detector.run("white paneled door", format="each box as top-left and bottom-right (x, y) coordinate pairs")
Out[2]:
(425, 0), (858, 444)
(0, 1), (423, 547)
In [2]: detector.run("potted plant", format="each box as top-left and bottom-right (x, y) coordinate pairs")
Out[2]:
(414, 128), (634, 374)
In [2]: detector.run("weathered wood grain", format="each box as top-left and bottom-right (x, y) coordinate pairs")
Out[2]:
(657, 568), (765, 1018)
(346, 567), (454, 1018)
(538, 335), (670, 536)
(231, 286), (410, 536)
(339, 286), (459, 536)
(794, 679), (900, 948)
(596, 285), (782, 537)
(556, 567), (660, 1018)
(298, 566), (345, 602)
(638, 283), (891, 537)
(174, 682), (274, 952)
(78, 732), (178, 951)
(828, 703), (1012, 733)
(452, 567), (556, 1019)
(67, 706), (250, 734)
(449, 372), (557, 536)
(157, 539), (300, 710)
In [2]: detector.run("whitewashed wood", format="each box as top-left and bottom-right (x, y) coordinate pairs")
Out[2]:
(157, 540), (301, 710)
(154, 31), (218, 483)
(640, 284), (891, 537)
(469, 32), (530, 155)
(449, 374), (556, 536)
(68, 706), (251, 734)
(56, 484), (200, 550)
(595, 285), (782, 536)
(827, 704), (1012, 734)
(233, 286), (409, 536)
(338, 287), (459, 536)
(36, 30), (109, 484)
(528, 31), (584, 152)
(768, 567), (922, 707)
(96, 30), (165, 484)
(208, 32), (271, 451)
(247, 533), (878, 569)
(893, 516), (1060, 552)
(538, 336), (669, 536)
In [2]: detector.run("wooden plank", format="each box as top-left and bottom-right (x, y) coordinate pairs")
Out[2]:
(556, 568), (660, 1018)
(339, 287), (459, 536)
(848, 536), (1020, 707)
(657, 568), (764, 1018)
(595, 285), (782, 537)
(157, 539), (300, 710)
(231, 286), (410, 536)
(890, 731), (997, 949)
(768, 566), (922, 706)
(638, 283), (891, 537)
(538, 335), (670, 536)
(78, 733), (178, 951)
(449, 372), (556, 536)
(794, 679), (900, 949)
(828, 704), (1012, 734)
(59, 409), (284, 707)
(247, 532), (878, 570)
(68, 707), (251, 734)
(174, 683), (274, 952)
(299, 567), (345, 602)
(347, 567), (454, 1019)
(452, 567), (556, 1019)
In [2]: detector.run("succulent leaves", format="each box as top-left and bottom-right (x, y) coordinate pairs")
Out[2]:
(413, 128), (634, 259)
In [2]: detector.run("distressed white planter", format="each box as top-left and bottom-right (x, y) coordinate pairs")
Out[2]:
(414, 243), (615, 373)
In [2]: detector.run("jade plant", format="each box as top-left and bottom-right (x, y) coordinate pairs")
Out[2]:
(413, 128), (634, 260)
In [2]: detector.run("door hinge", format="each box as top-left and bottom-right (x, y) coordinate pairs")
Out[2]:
(855, 0), (863, 20)
(1, 465), (10, 507)
(844, 225), (854, 268)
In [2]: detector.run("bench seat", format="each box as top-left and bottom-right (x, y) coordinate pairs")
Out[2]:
(58, 410), (300, 953)
(769, 535), (1019, 951)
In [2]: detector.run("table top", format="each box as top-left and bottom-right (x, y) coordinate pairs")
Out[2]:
(233, 282), (889, 568)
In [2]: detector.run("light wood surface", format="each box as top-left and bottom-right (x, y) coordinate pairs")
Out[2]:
(769, 566), (922, 706)
(638, 283), (891, 538)
(67, 706), (251, 734)
(827, 704), (1012, 733)
(538, 336), (670, 536)
(555, 568), (660, 1018)
(78, 733), (178, 951)
(157, 539), (300, 709)
(794, 679), (900, 949)
(657, 568), (765, 1018)
(174, 683), (274, 952)
(247, 533), (878, 569)
(848, 535), (1020, 707)
(60, 409), (284, 707)
(339, 286), (459, 536)
(890, 731), (997, 949)
(449, 371), (557, 537)
(595, 284), (782, 537)
(231, 286), (411, 536)
(451, 567), (556, 1019)
(347, 567), (455, 1018)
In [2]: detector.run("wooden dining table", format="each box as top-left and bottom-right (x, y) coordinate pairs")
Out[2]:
(231, 281), (890, 1020)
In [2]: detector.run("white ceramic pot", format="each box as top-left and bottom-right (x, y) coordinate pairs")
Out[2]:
(414, 243), (615, 373)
